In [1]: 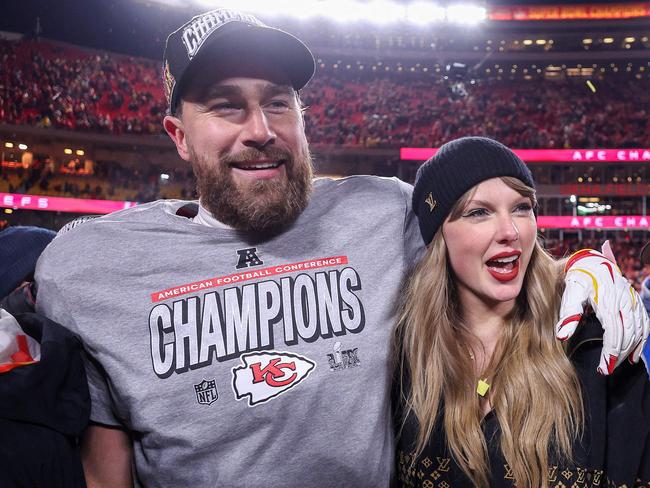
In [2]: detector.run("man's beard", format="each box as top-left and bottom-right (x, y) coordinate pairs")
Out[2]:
(190, 146), (313, 235)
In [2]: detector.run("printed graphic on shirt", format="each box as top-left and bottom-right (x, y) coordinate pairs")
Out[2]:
(232, 351), (315, 406)
(148, 256), (365, 378)
(194, 378), (218, 405)
(235, 247), (263, 269)
(326, 341), (361, 371)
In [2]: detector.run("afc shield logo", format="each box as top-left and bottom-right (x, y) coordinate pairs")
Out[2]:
(232, 351), (316, 406)
(194, 378), (218, 405)
(235, 247), (263, 269)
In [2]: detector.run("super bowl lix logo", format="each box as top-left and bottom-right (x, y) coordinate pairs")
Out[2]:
(232, 351), (315, 406)
(327, 341), (360, 371)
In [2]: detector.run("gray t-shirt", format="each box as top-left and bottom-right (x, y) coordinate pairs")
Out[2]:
(36, 176), (424, 488)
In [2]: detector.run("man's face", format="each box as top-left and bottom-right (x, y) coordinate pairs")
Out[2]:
(165, 60), (313, 234)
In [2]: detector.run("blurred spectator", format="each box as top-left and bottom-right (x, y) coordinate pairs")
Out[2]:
(638, 243), (650, 316)
(0, 226), (55, 304)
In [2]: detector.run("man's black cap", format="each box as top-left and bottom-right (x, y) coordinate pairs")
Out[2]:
(163, 8), (315, 114)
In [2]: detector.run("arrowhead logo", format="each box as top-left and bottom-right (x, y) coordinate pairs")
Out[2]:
(232, 351), (316, 406)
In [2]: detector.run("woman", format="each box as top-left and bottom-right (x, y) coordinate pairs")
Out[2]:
(395, 137), (649, 488)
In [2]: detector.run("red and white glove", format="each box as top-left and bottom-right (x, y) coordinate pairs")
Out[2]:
(556, 241), (650, 375)
(0, 308), (40, 373)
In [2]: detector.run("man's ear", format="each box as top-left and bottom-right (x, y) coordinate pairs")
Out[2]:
(163, 114), (191, 162)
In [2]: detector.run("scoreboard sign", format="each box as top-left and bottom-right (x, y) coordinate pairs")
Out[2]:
(0, 192), (137, 214)
(401, 148), (650, 163)
(489, 3), (650, 21)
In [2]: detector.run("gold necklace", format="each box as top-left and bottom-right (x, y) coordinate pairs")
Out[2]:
(467, 346), (491, 396)
(476, 379), (491, 397)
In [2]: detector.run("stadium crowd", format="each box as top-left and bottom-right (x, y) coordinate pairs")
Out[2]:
(1, 160), (194, 202)
(2, 37), (650, 274)
(0, 39), (166, 135)
(2, 38), (650, 149)
(303, 72), (650, 149)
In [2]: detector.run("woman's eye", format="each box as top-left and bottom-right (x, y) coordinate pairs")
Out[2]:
(515, 203), (533, 213)
(266, 100), (290, 112)
(463, 208), (489, 218)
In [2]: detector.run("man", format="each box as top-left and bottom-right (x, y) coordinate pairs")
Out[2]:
(35, 8), (648, 487)
(641, 242), (650, 313)
(0, 226), (88, 488)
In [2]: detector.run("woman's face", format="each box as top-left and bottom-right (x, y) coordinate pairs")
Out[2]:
(442, 177), (537, 312)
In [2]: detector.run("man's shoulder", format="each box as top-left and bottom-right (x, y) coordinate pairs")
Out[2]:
(38, 199), (190, 267)
(58, 199), (187, 237)
(314, 175), (413, 201)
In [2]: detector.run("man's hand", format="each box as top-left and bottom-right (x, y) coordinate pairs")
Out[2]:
(556, 241), (650, 375)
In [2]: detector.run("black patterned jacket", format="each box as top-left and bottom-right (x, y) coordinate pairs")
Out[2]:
(395, 317), (650, 488)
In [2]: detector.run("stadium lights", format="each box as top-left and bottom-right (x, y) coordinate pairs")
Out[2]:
(582, 38), (593, 44)
(191, 1), (486, 25)
(4, 142), (13, 148)
(18, 144), (27, 150)
(406, 2), (445, 24)
(446, 5), (486, 24)
(365, 1), (407, 24)
(64, 148), (73, 154)
(523, 39), (533, 45)
(76, 149), (85, 156)
(603, 37), (614, 44)
(535, 39), (546, 45)
(624, 37), (636, 43)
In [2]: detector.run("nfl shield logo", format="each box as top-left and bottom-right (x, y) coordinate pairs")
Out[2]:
(194, 379), (218, 405)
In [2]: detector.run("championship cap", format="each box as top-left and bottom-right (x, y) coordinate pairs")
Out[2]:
(162, 8), (315, 114)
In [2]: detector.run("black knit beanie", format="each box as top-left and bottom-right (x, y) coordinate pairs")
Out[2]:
(412, 136), (535, 245)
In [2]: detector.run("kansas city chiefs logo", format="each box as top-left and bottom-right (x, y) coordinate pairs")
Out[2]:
(232, 351), (316, 406)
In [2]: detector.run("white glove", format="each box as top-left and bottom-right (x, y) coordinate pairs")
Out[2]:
(556, 241), (650, 375)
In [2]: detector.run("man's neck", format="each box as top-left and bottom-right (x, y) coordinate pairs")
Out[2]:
(192, 203), (233, 230)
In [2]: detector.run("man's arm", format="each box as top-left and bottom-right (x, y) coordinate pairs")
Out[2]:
(82, 424), (134, 488)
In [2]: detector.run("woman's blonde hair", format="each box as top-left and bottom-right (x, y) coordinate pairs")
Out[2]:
(396, 176), (583, 487)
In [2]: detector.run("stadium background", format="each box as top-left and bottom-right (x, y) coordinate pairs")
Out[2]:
(1, 0), (650, 287)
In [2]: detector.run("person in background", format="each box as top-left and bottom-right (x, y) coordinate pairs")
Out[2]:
(639, 241), (650, 307)
(0, 226), (55, 314)
(0, 225), (89, 487)
(396, 137), (649, 487)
